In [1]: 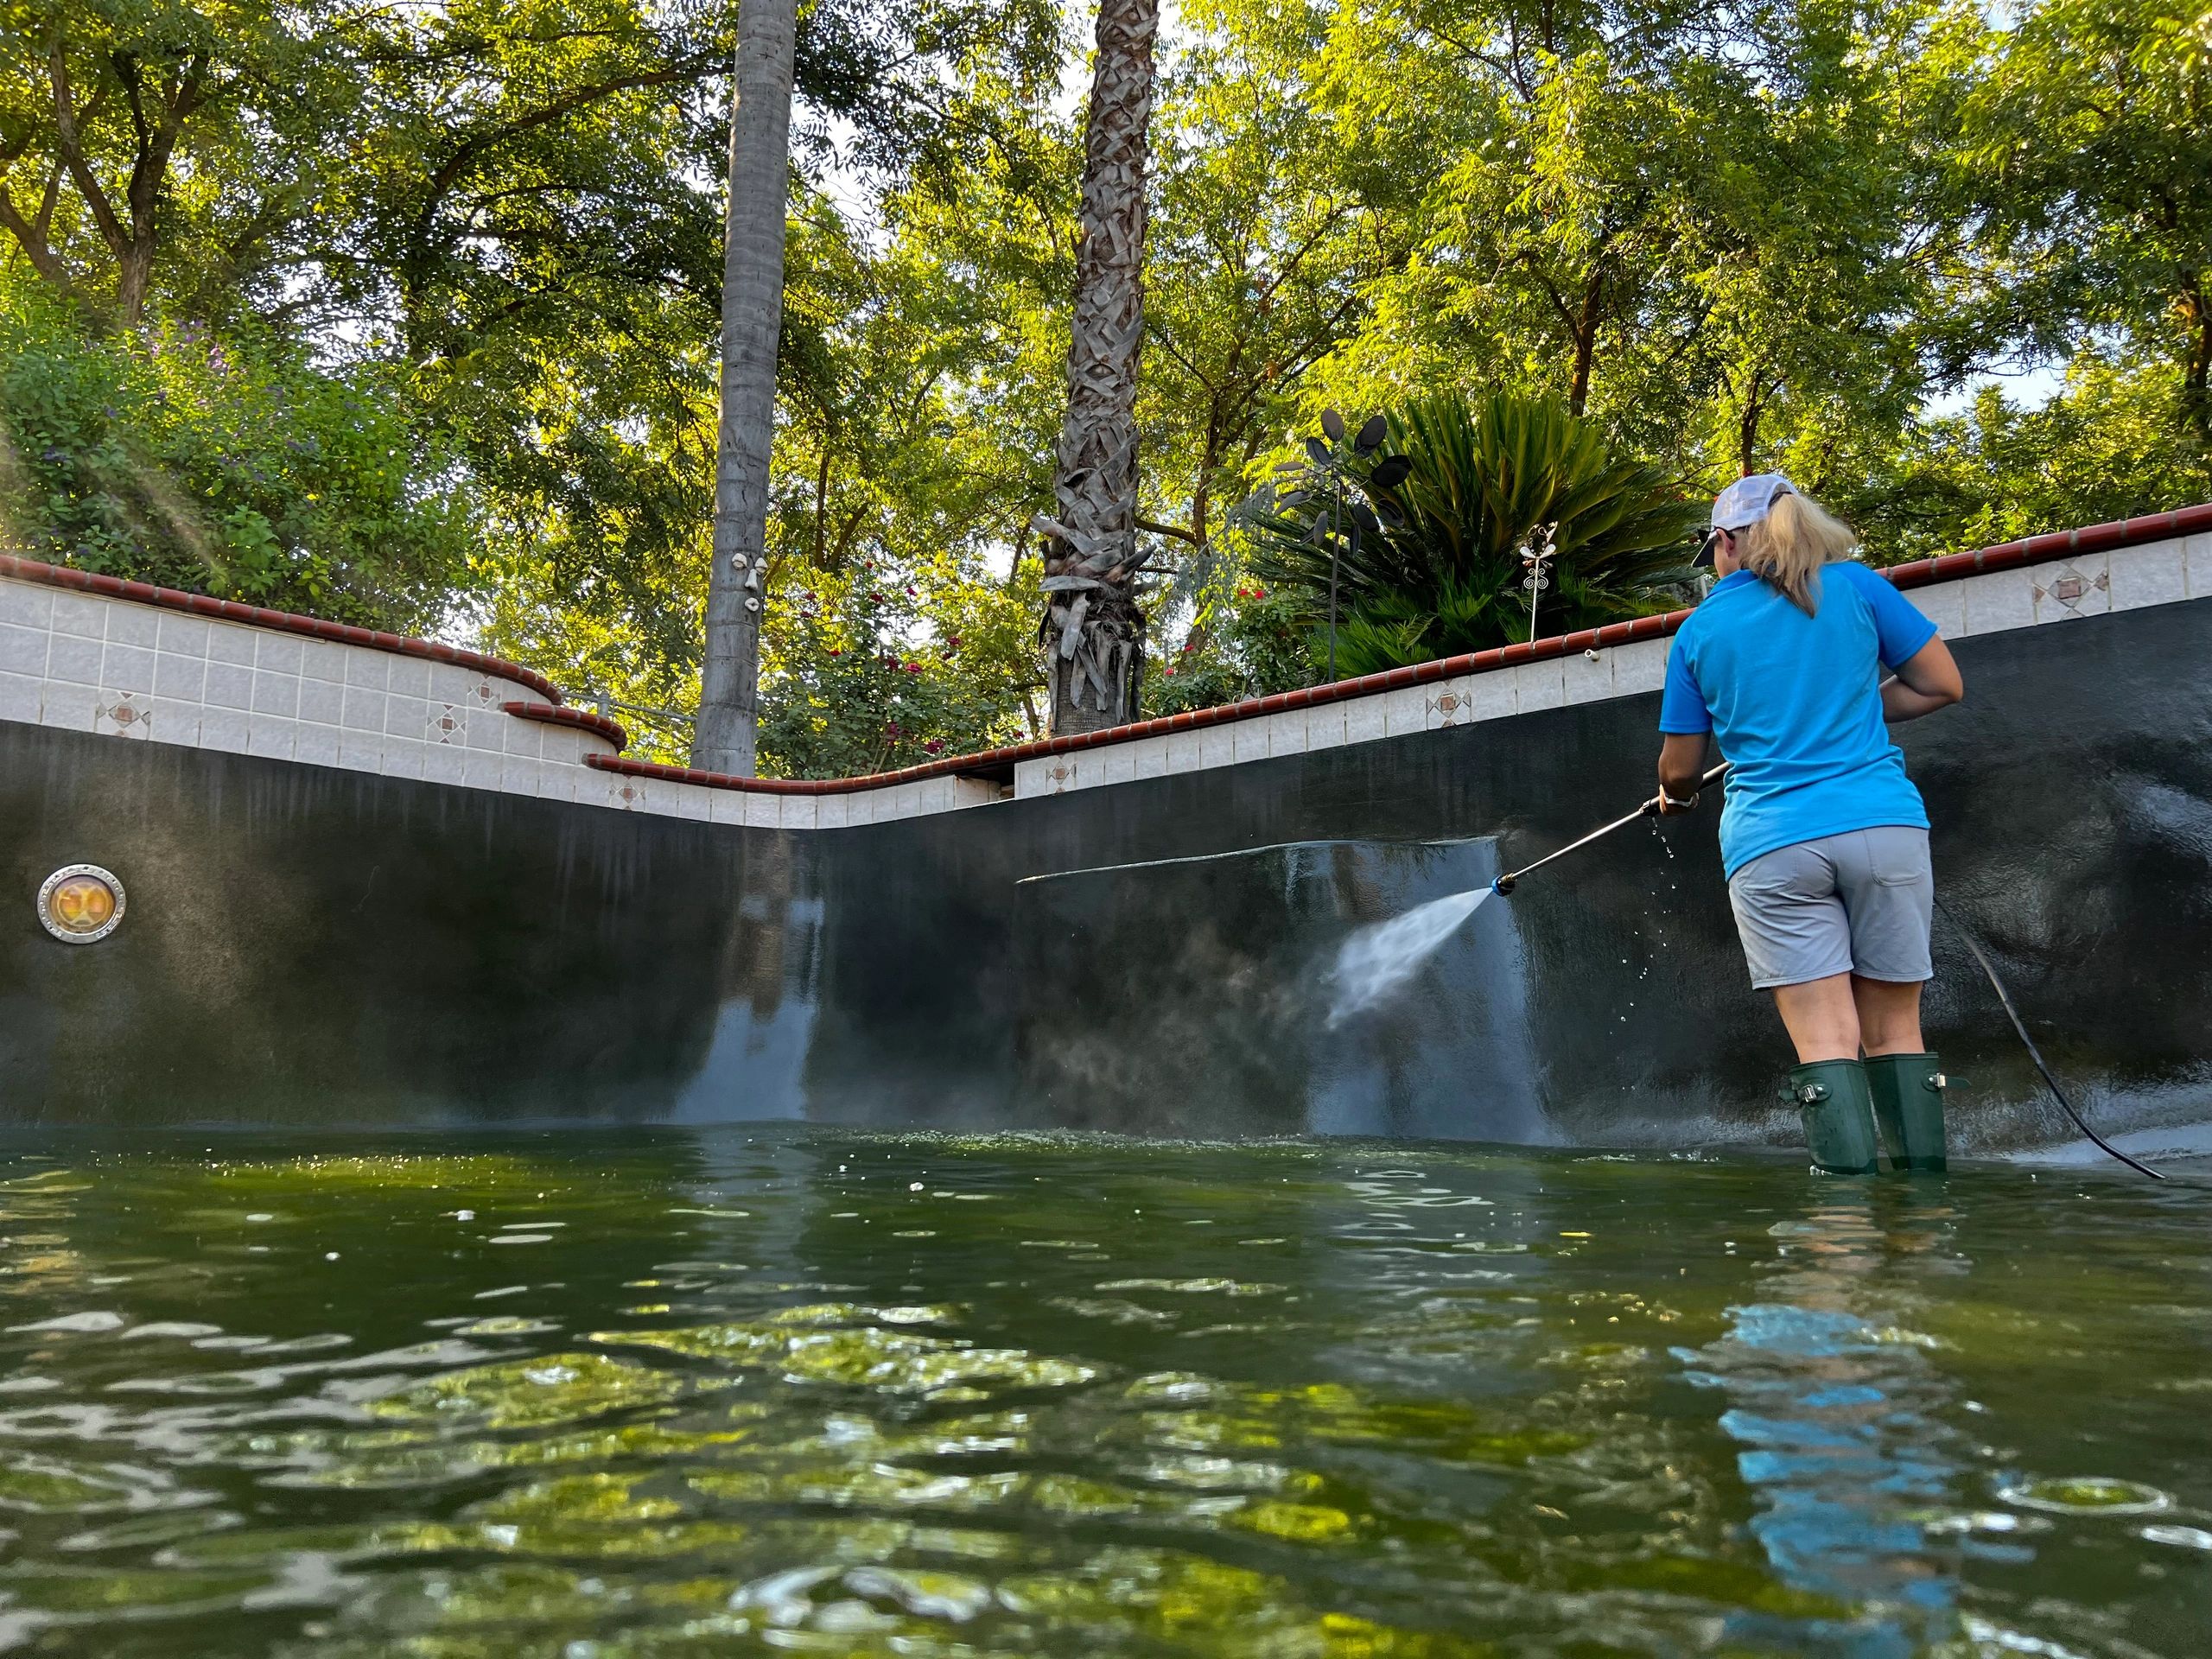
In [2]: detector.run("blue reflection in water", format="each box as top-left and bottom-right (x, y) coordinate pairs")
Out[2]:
(1676, 1197), (1970, 1657)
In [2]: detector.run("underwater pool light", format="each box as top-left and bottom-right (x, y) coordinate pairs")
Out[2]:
(37, 865), (125, 944)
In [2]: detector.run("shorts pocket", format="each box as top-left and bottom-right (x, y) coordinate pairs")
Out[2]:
(1867, 830), (1930, 887)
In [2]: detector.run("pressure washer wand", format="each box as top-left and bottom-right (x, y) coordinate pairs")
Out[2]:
(1491, 763), (1730, 895)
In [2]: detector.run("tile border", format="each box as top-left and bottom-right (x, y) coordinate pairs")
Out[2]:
(4, 502), (2209, 825)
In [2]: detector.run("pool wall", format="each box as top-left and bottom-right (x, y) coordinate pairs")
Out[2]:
(4, 512), (2210, 1154)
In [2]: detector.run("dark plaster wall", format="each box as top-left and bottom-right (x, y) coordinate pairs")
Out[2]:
(5, 596), (2211, 1151)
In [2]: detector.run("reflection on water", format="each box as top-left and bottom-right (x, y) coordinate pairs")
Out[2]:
(0, 1131), (2203, 1656)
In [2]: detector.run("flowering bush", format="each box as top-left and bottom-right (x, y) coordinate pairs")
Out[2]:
(1147, 581), (1319, 716)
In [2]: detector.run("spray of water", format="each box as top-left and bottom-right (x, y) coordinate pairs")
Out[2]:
(1325, 888), (1490, 1027)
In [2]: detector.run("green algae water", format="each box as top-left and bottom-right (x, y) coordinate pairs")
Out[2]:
(0, 1131), (2205, 1656)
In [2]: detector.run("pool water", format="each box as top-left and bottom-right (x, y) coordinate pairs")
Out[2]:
(0, 1130), (2204, 1656)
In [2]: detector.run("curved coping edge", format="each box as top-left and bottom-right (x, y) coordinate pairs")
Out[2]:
(501, 701), (626, 753)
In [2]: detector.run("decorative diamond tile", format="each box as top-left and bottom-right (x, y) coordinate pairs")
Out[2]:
(94, 690), (152, 739)
(426, 702), (466, 745)
(2031, 563), (2108, 615)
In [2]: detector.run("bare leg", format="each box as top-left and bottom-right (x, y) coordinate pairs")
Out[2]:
(1851, 976), (1925, 1055)
(1770, 973), (1861, 1063)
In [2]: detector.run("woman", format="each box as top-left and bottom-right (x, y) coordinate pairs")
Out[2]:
(1655, 474), (1964, 1173)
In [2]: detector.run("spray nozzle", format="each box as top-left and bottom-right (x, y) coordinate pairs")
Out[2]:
(1490, 875), (1516, 896)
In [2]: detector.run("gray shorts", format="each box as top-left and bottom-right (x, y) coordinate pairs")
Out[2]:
(1726, 827), (1934, 989)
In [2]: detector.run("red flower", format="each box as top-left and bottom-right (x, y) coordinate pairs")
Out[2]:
(1164, 666), (1178, 677)
(924, 739), (946, 754)
(905, 662), (923, 673)
(826, 648), (842, 656)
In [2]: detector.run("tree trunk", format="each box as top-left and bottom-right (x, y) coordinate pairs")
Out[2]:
(1036, 0), (1158, 735)
(692, 0), (798, 775)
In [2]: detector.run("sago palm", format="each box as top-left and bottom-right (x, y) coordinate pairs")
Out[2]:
(1249, 391), (1702, 676)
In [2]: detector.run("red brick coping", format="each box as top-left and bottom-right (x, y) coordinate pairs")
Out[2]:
(500, 700), (626, 753)
(0, 553), (567, 707)
(11, 502), (2212, 796)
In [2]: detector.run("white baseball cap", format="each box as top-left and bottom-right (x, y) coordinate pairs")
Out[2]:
(1711, 472), (1796, 531)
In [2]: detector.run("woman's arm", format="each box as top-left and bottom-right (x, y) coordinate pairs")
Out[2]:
(1883, 635), (1964, 723)
(1656, 732), (1710, 813)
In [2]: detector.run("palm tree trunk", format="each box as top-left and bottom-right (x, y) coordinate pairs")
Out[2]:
(1036, 0), (1158, 735)
(693, 0), (798, 774)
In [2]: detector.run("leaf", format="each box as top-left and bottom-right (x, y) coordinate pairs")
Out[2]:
(1305, 435), (1332, 466)
(1320, 409), (1345, 442)
(1356, 415), (1387, 453)
(1368, 455), (1413, 487)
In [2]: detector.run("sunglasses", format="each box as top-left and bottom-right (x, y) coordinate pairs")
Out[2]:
(1693, 526), (1735, 569)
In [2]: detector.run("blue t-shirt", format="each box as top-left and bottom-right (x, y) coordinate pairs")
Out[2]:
(1659, 561), (1938, 878)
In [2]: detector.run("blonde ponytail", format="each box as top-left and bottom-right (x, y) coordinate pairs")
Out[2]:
(1742, 490), (1858, 615)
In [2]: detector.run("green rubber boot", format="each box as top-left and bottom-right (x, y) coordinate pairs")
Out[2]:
(1866, 1052), (1948, 1173)
(1783, 1059), (1881, 1174)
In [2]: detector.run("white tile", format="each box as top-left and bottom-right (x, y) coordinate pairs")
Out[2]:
(1163, 731), (1204, 772)
(150, 697), (202, 744)
(499, 755), (543, 797)
(297, 676), (345, 726)
(156, 614), (209, 657)
(1268, 710), (1309, 754)
(293, 723), (341, 767)
(103, 641), (156, 694)
(46, 633), (104, 686)
(251, 671), (299, 718)
(301, 640), (349, 683)
(385, 696), (429, 740)
(207, 623), (257, 665)
(344, 650), (389, 690)
(499, 715), (541, 757)
(337, 730), (384, 772)
(1612, 639), (1669, 696)
(464, 704), (505, 750)
(1382, 687), (1428, 738)
(671, 785), (712, 822)
(1516, 659), (1566, 711)
(247, 715), (296, 760)
(0, 623), (48, 677)
(1198, 726), (1236, 769)
(1128, 737), (1170, 779)
(106, 605), (157, 648)
(422, 742), (467, 785)
(2107, 540), (2188, 612)
(430, 664), (489, 708)
(385, 658), (432, 699)
(1232, 720), (1270, 763)
(155, 652), (206, 701)
(0, 581), (53, 628)
(538, 727), (588, 768)
(1464, 667), (1516, 721)
(423, 703), (467, 745)
(1011, 760), (1049, 798)
(204, 661), (253, 709)
(255, 635), (303, 675)
(2187, 534), (2212, 596)
(1302, 703), (1347, 750)
(38, 687), (99, 734)
(1342, 696), (1386, 746)
(0, 671), (41, 722)
(1562, 650), (1613, 706)
(200, 706), (251, 753)
(461, 747), (505, 789)
(1961, 569), (2036, 635)
(783, 796), (820, 830)
(1098, 744), (1137, 785)
(342, 688), (385, 733)
(919, 778), (957, 812)
(50, 593), (107, 639)
(952, 777), (1000, 807)
(711, 789), (747, 824)
(381, 737), (425, 780)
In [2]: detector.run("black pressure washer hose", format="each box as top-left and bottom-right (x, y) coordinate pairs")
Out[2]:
(1491, 765), (2164, 1179)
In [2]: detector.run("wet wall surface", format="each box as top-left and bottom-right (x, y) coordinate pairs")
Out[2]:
(5, 599), (2211, 1150)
